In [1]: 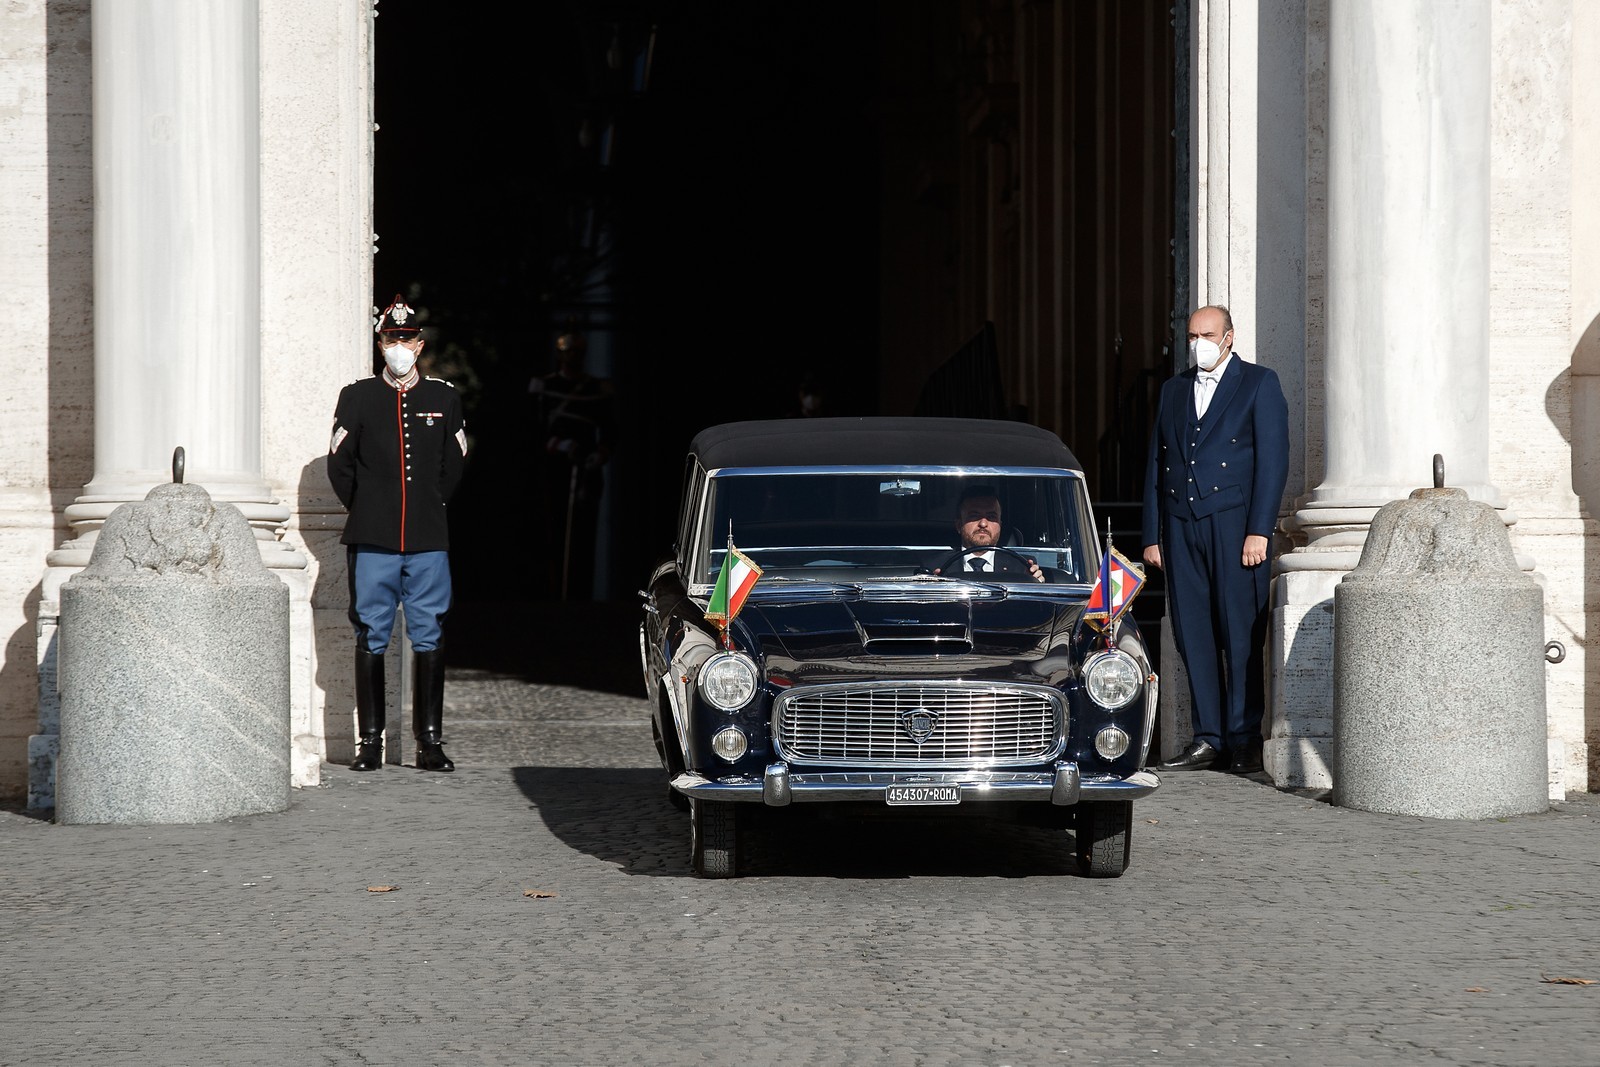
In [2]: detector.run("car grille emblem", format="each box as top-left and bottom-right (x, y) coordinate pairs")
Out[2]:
(900, 707), (939, 744)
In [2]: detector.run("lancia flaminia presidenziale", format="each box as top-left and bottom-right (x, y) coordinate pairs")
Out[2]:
(638, 417), (1160, 878)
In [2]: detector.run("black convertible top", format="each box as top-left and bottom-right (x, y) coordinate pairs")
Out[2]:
(690, 417), (1083, 472)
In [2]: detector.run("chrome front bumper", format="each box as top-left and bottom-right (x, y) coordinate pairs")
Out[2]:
(671, 762), (1160, 807)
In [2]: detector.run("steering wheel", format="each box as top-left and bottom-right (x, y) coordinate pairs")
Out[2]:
(932, 547), (1039, 579)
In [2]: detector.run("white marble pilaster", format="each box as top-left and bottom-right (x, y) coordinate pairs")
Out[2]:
(1492, 0), (1593, 795)
(3, 0), (93, 805)
(258, 0), (374, 781)
(1271, 0), (1496, 787)
(1173, 0), (1309, 760)
(1571, 0), (1600, 792)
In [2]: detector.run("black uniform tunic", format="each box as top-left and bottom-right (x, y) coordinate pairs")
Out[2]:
(329, 370), (467, 551)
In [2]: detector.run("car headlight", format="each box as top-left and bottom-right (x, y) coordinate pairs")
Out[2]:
(699, 652), (759, 711)
(711, 727), (749, 762)
(1095, 726), (1131, 759)
(1083, 649), (1142, 709)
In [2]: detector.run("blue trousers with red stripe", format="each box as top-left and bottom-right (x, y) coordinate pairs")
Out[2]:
(347, 546), (452, 654)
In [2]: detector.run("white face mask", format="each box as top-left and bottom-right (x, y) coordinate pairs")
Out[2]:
(383, 343), (418, 377)
(1190, 335), (1227, 372)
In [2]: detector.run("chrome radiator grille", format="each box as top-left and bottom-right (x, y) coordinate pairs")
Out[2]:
(774, 684), (1062, 766)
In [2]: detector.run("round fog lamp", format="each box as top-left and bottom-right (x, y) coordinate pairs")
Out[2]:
(1095, 726), (1131, 760)
(711, 727), (749, 763)
(700, 652), (758, 711)
(1084, 650), (1142, 709)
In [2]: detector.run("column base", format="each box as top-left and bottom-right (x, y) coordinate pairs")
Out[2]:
(1264, 734), (1332, 791)
(1512, 515), (1598, 796)
(27, 734), (58, 811)
(1269, 567), (1340, 789)
(1156, 621), (1192, 763)
(29, 569), (68, 813)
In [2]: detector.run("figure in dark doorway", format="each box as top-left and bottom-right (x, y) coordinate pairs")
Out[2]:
(790, 371), (828, 418)
(528, 330), (613, 599)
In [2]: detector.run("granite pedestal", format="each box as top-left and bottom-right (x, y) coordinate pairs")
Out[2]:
(1333, 487), (1547, 819)
(55, 482), (290, 824)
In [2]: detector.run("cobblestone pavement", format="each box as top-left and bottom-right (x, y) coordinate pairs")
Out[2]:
(4, 665), (1598, 1067)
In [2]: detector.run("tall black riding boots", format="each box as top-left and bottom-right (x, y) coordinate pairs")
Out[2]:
(350, 647), (386, 771)
(349, 646), (454, 772)
(412, 647), (454, 772)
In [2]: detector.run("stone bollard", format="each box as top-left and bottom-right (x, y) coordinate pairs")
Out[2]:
(1332, 485), (1547, 818)
(56, 482), (290, 824)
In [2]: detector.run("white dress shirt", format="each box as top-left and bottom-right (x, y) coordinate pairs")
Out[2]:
(1194, 353), (1233, 418)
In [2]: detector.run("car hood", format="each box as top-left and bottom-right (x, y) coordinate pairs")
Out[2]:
(733, 584), (1087, 689)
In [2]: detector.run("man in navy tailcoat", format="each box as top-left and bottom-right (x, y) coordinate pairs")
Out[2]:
(1141, 306), (1289, 773)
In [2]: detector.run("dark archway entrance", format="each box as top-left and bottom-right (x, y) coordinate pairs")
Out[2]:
(374, 2), (1176, 630)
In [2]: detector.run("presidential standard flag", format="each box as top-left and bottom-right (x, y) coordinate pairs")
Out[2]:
(705, 539), (763, 630)
(1083, 536), (1145, 633)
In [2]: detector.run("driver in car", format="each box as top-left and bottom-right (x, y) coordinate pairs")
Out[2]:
(937, 486), (1046, 581)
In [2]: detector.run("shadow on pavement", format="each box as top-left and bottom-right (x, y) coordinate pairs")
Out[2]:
(448, 599), (640, 694)
(513, 765), (1085, 879)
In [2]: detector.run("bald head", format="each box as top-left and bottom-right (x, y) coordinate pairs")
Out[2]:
(1187, 306), (1234, 370)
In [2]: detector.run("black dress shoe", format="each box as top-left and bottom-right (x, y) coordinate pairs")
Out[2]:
(1157, 740), (1223, 771)
(1228, 743), (1263, 775)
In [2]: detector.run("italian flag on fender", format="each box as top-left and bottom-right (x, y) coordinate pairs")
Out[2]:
(706, 536), (763, 636)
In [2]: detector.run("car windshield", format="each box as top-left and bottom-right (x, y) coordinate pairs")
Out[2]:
(695, 470), (1095, 586)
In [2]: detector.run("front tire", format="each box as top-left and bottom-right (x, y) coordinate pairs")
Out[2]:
(690, 797), (739, 878)
(1074, 801), (1132, 878)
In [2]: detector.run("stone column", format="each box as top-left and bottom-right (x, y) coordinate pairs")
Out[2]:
(31, 0), (308, 810)
(1271, 0), (1497, 787)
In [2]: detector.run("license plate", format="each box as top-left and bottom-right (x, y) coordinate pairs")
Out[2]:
(885, 784), (961, 806)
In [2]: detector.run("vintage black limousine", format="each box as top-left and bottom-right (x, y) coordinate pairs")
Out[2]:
(639, 417), (1159, 877)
